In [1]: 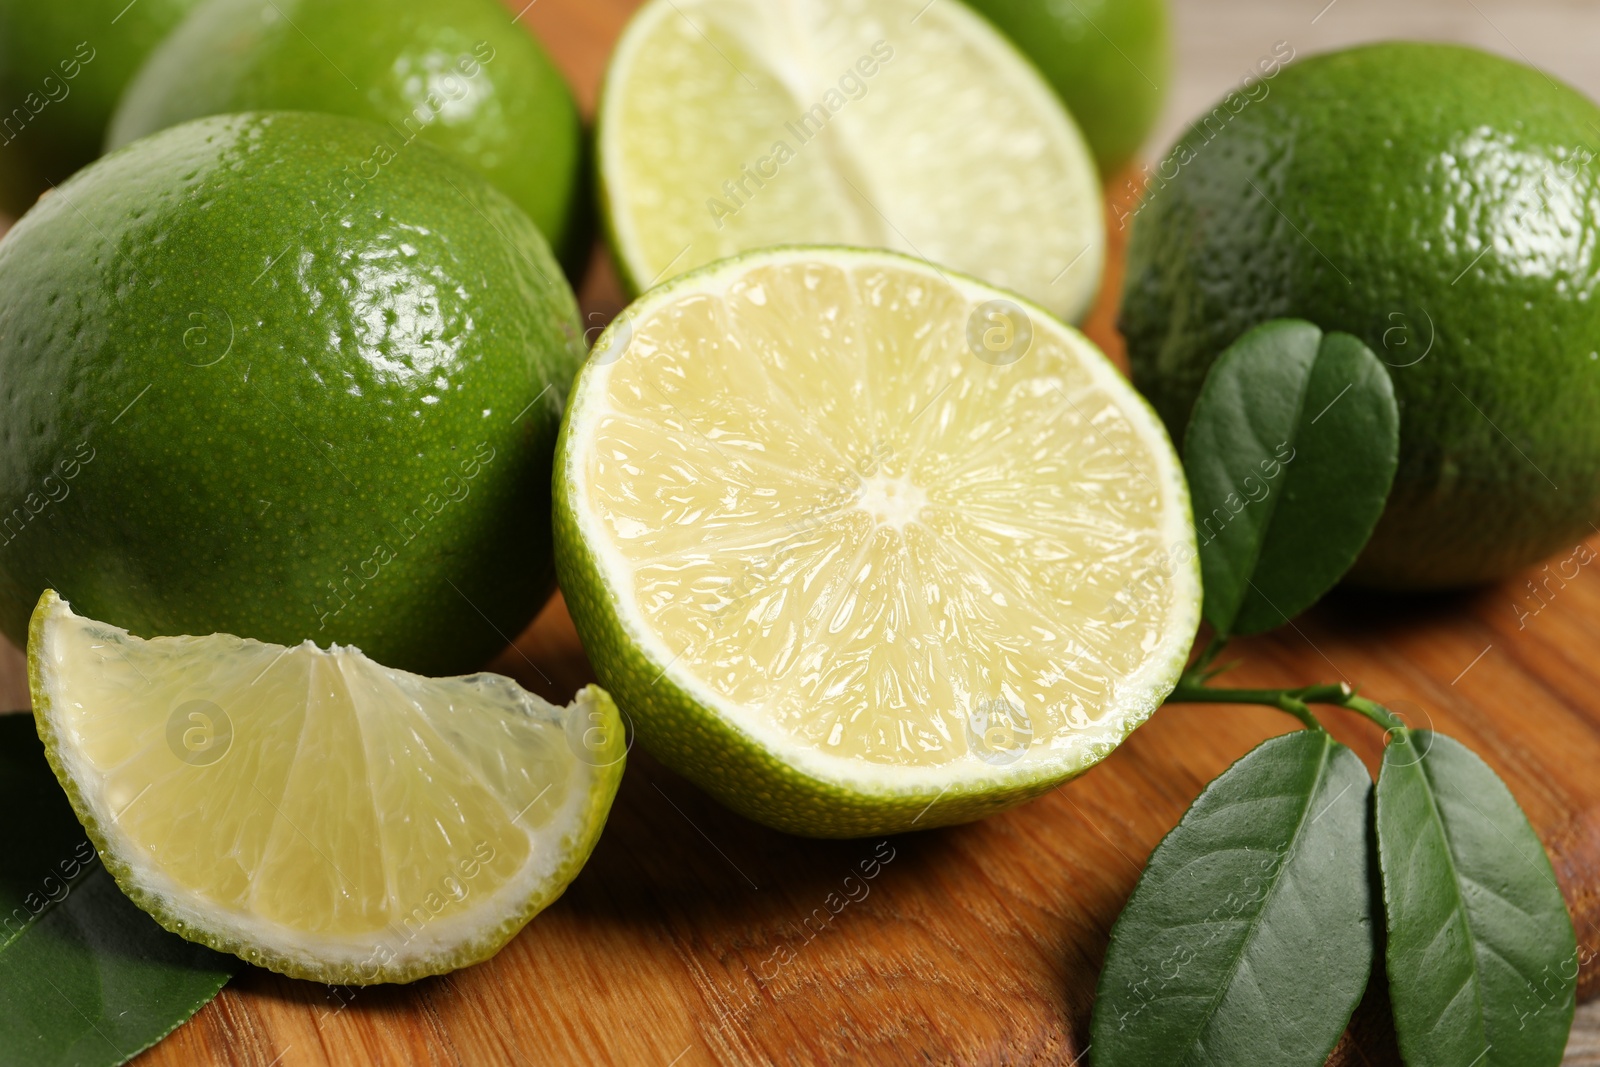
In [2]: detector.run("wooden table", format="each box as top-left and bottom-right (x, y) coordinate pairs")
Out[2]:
(4, 0), (1600, 1063)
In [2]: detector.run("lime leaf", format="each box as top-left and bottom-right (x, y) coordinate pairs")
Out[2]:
(1376, 730), (1577, 1067)
(1091, 729), (1374, 1066)
(0, 713), (233, 1067)
(1183, 319), (1399, 636)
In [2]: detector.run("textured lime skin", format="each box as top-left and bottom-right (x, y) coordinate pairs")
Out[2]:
(0, 0), (203, 215)
(553, 248), (1199, 839)
(28, 591), (627, 985)
(961, 0), (1168, 176)
(0, 112), (583, 675)
(107, 0), (587, 272)
(1122, 43), (1600, 589)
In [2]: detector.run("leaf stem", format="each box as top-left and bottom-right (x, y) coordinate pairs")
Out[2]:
(1341, 694), (1407, 733)
(1168, 679), (1407, 735)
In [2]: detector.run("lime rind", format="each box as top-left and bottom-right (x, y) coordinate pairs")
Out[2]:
(28, 590), (625, 984)
(556, 246), (1199, 837)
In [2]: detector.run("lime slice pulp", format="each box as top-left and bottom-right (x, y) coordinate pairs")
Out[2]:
(555, 247), (1198, 837)
(597, 0), (1105, 321)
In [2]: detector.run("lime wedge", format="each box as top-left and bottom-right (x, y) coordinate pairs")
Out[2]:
(555, 247), (1199, 837)
(27, 590), (625, 984)
(597, 0), (1105, 321)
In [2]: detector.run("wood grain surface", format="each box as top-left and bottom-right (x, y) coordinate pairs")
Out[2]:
(3, 0), (1600, 1063)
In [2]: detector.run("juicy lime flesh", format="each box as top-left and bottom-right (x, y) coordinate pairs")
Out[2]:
(1122, 42), (1600, 588)
(0, 112), (583, 676)
(31, 592), (621, 982)
(600, 0), (1104, 321)
(573, 253), (1197, 780)
(107, 0), (585, 268)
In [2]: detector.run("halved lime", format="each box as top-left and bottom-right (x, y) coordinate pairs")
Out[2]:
(554, 247), (1199, 837)
(596, 0), (1105, 322)
(28, 590), (624, 984)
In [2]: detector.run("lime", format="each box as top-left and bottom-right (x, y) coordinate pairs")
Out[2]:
(554, 247), (1199, 837)
(29, 590), (624, 984)
(0, 0), (202, 215)
(107, 0), (586, 270)
(962, 0), (1170, 177)
(1122, 43), (1600, 589)
(0, 111), (584, 675)
(596, 0), (1104, 322)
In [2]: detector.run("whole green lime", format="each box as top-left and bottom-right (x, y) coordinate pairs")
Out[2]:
(106, 0), (586, 271)
(0, 0), (203, 215)
(0, 111), (584, 674)
(961, 0), (1168, 176)
(1122, 43), (1600, 589)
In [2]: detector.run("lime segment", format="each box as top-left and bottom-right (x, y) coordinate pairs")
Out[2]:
(28, 590), (624, 984)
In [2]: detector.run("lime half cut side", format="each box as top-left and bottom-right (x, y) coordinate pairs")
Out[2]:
(28, 590), (625, 984)
(597, 0), (1105, 321)
(554, 247), (1199, 837)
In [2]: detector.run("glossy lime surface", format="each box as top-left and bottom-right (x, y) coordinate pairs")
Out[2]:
(0, 0), (202, 214)
(961, 0), (1169, 176)
(107, 0), (586, 270)
(0, 111), (584, 674)
(1122, 43), (1600, 589)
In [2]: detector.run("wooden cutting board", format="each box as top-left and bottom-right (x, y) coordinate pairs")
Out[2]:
(2, 1), (1597, 1063)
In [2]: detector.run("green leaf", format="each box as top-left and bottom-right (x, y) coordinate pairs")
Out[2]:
(1183, 319), (1399, 636)
(1377, 730), (1577, 1067)
(1091, 729), (1374, 1066)
(0, 713), (234, 1067)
